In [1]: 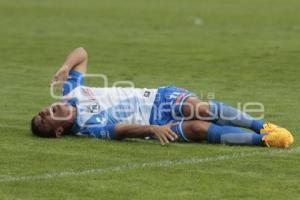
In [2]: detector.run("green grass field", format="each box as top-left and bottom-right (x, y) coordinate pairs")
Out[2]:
(1, 0), (300, 199)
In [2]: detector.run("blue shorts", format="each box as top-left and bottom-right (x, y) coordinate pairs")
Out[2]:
(149, 86), (196, 142)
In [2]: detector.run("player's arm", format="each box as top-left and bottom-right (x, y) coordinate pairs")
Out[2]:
(114, 124), (178, 145)
(51, 47), (88, 84)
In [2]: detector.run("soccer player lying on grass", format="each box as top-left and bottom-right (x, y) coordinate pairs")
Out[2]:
(31, 47), (294, 148)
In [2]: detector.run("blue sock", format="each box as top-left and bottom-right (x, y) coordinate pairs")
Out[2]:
(209, 101), (264, 133)
(207, 123), (266, 146)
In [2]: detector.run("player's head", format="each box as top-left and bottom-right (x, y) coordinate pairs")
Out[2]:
(31, 103), (75, 138)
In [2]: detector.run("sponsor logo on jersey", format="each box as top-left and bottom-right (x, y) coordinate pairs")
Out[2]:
(144, 91), (151, 97)
(87, 103), (102, 113)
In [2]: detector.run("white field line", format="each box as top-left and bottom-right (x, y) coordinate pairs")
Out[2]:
(0, 147), (299, 183)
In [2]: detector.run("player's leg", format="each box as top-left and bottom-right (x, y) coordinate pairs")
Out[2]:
(170, 120), (266, 146)
(181, 97), (265, 133)
(160, 87), (293, 148)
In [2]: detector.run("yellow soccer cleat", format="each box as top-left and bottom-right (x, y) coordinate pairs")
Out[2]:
(260, 123), (279, 134)
(260, 123), (294, 148)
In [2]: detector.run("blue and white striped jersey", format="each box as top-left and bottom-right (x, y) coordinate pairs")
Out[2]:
(62, 70), (157, 139)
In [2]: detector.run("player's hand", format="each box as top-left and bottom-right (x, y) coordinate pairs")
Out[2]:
(149, 124), (178, 145)
(50, 65), (69, 88)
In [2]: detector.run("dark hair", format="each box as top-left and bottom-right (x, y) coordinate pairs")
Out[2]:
(30, 116), (55, 138)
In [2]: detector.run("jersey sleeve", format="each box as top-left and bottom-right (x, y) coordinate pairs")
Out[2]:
(62, 70), (84, 96)
(79, 124), (116, 139)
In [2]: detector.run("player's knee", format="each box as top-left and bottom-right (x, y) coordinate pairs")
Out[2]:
(195, 102), (210, 118)
(182, 98), (210, 119)
(190, 120), (207, 134)
(184, 120), (209, 141)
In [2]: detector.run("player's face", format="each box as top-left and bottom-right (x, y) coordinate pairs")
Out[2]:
(34, 103), (74, 137)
